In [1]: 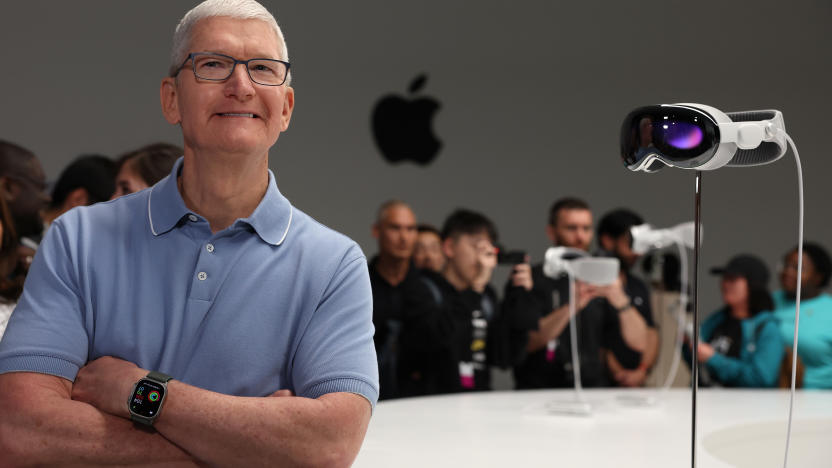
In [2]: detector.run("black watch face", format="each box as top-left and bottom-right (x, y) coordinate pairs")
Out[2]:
(130, 379), (165, 418)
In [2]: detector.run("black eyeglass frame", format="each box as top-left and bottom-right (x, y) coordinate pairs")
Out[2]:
(173, 52), (291, 86)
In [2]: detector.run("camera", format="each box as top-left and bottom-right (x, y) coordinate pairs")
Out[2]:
(496, 246), (526, 265)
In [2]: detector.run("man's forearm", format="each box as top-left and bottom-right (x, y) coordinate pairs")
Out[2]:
(641, 328), (659, 369)
(70, 357), (373, 468)
(154, 384), (371, 468)
(527, 304), (571, 352)
(618, 307), (648, 353)
(0, 373), (194, 468)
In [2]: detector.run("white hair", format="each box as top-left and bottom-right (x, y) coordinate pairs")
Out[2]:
(169, 0), (291, 84)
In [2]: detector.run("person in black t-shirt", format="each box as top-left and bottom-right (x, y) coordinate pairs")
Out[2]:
(596, 209), (658, 387)
(397, 209), (537, 396)
(513, 200), (654, 389)
(519, 269), (618, 388)
(515, 198), (606, 388)
(368, 200), (420, 400)
(412, 223), (445, 273)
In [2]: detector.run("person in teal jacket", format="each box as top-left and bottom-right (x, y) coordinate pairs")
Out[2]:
(772, 242), (832, 389)
(685, 254), (783, 387)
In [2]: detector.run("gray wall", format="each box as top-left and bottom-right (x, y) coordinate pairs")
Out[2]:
(1, 1), (830, 317)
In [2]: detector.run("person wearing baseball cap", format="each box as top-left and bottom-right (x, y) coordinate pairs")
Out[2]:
(684, 254), (784, 387)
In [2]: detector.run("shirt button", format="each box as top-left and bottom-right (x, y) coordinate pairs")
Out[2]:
(197, 272), (207, 281)
(188, 214), (198, 222)
(206, 243), (215, 253)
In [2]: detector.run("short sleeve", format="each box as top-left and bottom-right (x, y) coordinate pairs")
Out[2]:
(290, 244), (379, 407)
(629, 277), (655, 328)
(0, 219), (89, 380)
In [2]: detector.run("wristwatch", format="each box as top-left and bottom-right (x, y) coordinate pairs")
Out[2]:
(128, 371), (173, 426)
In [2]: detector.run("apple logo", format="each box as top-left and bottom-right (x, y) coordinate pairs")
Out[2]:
(371, 74), (442, 165)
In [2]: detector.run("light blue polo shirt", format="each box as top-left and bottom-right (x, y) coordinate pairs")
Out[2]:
(0, 158), (379, 406)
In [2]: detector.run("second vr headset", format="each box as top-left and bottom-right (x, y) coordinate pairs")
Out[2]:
(620, 103), (787, 172)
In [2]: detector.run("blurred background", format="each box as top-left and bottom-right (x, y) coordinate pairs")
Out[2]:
(1, 0), (829, 319)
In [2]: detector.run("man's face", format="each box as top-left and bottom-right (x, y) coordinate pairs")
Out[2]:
(4, 156), (49, 238)
(373, 205), (417, 260)
(413, 231), (445, 273)
(780, 250), (819, 294)
(607, 233), (640, 269)
(161, 17), (294, 159)
(443, 231), (494, 287)
(549, 208), (593, 251)
(111, 159), (149, 200)
(720, 275), (749, 309)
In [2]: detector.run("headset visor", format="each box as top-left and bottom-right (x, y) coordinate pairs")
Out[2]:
(620, 105), (720, 171)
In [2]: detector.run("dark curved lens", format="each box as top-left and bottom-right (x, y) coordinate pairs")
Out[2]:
(620, 108), (654, 167)
(620, 105), (666, 169)
(620, 105), (720, 171)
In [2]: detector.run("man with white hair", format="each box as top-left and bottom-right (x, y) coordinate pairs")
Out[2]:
(0, 1), (378, 466)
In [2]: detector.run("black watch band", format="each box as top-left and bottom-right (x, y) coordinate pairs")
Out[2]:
(146, 371), (173, 383)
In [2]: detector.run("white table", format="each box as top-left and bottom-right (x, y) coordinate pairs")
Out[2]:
(355, 389), (832, 467)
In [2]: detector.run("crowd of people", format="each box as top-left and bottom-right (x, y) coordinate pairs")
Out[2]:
(0, 0), (828, 464)
(0, 140), (181, 337)
(1, 138), (831, 399)
(367, 197), (832, 399)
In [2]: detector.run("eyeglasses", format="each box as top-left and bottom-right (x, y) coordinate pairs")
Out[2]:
(174, 52), (290, 86)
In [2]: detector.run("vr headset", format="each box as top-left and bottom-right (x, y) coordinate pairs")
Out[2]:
(542, 247), (619, 285)
(620, 103), (787, 172)
(630, 222), (696, 255)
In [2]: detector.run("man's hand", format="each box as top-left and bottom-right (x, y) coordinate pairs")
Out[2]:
(472, 239), (497, 292)
(575, 281), (600, 311)
(613, 367), (648, 387)
(0, 371), (199, 467)
(597, 275), (630, 310)
(510, 259), (533, 291)
(606, 351), (649, 387)
(73, 357), (298, 418)
(696, 342), (715, 363)
(17, 244), (37, 271)
(72, 356), (146, 418)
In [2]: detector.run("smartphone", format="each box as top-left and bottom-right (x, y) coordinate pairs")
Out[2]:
(497, 249), (526, 265)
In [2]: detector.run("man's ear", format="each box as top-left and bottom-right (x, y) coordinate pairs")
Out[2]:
(442, 237), (456, 259)
(0, 177), (16, 202)
(279, 86), (295, 132)
(160, 77), (182, 125)
(545, 224), (556, 244)
(371, 223), (380, 240)
(63, 187), (90, 210)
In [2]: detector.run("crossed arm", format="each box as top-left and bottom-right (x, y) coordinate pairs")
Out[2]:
(0, 357), (371, 468)
(607, 328), (659, 387)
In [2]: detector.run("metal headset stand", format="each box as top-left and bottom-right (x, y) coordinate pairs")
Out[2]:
(691, 171), (703, 468)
